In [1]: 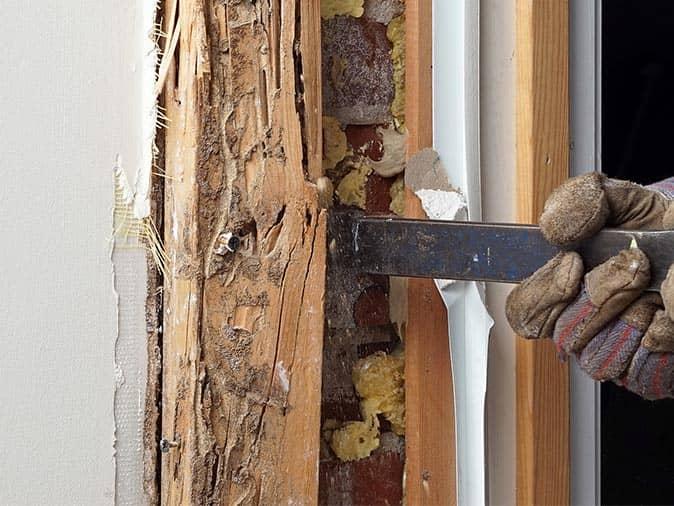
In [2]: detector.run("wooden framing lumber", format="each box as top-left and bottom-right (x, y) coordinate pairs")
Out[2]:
(160, 1), (326, 504)
(405, 1), (458, 503)
(516, 1), (570, 504)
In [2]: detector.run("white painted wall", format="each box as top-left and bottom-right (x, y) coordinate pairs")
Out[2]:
(0, 2), (151, 504)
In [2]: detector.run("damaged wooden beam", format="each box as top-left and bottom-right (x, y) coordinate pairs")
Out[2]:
(161, 1), (326, 504)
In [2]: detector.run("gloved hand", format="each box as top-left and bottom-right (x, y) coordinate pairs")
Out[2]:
(506, 173), (674, 399)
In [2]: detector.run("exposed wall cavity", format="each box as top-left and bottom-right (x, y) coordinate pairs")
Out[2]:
(320, 1), (407, 503)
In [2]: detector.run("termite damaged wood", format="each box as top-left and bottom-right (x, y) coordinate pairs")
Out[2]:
(160, 1), (326, 504)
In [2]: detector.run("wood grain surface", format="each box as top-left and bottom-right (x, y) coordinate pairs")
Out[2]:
(405, 0), (457, 503)
(161, 1), (325, 503)
(516, 1), (570, 504)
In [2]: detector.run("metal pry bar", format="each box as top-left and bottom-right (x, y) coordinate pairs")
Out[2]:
(329, 212), (674, 292)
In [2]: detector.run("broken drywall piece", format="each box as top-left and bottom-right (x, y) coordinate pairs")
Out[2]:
(406, 148), (455, 193)
(112, 164), (152, 506)
(416, 189), (467, 222)
(406, 148), (493, 506)
(133, 0), (161, 221)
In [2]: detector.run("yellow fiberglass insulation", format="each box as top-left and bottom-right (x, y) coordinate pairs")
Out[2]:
(335, 162), (372, 209)
(329, 418), (380, 462)
(322, 116), (348, 171)
(389, 175), (405, 216)
(352, 350), (405, 436)
(321, 0), (364, 19)
(387, 15), (406, 128)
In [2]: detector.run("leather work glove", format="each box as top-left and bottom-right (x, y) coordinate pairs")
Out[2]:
(506, 173), (674, 400)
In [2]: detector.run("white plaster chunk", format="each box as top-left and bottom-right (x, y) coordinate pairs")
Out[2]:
(415, 188), (467, 222)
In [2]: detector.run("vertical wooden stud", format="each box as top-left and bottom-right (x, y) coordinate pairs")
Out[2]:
(161, 1), (325, 504)
(405, 0), (458, 504)
(516, 1), (570, 504)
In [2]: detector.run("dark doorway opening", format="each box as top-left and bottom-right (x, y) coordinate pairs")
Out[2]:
(602, 1), (674, 504)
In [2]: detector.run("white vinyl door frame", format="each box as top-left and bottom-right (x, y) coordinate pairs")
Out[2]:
(569, 1), (602, 505)
(432, 2), (603, 504)
(432, 2), (491, 506)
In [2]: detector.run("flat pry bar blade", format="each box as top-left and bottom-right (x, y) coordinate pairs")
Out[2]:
(329, 213), (674, 292)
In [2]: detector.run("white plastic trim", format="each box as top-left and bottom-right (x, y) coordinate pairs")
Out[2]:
(431, 2), (493, 506)
(569, 1), (602, 504)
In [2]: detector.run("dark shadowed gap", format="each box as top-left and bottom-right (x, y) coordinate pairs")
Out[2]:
(601, 1), (674, 504)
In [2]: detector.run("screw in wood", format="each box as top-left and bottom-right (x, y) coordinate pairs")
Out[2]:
(213, 231), (240, 255)
(159, 437), (179, 453)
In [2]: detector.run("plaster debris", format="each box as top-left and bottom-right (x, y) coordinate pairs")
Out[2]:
(389, 175), (405, 215)
(336, 162), (372, 209)
(416, 189), (467, 222)
(387, 15), (406, 128)
(321, 0), (364, 19)
(322, 116), (348, 171)
(329, 418), (380, 462)
(370, 127), (407, 177)
(405, 148), (455, 193)
(352, 350), (405, 435)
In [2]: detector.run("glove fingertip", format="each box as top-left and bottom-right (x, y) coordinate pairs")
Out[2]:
(506, 252), (583, 339)
(540, 173), (609, 246)
(661, 265), (674, 319)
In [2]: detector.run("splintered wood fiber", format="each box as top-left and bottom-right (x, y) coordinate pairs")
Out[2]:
(161, 1), (326, 505)
(319, 0), (407, 504)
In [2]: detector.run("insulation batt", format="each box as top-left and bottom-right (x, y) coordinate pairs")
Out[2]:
(352, 351), (405, 435)
(387, 15), (406, 127)
(321, 0), (365, 19)
(335, 162), (372, 209)
(328, 418), (380, 462)
(322, 116), (348, 171)
(327, 351), (405, 462)
(389, 175), (405, 215)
